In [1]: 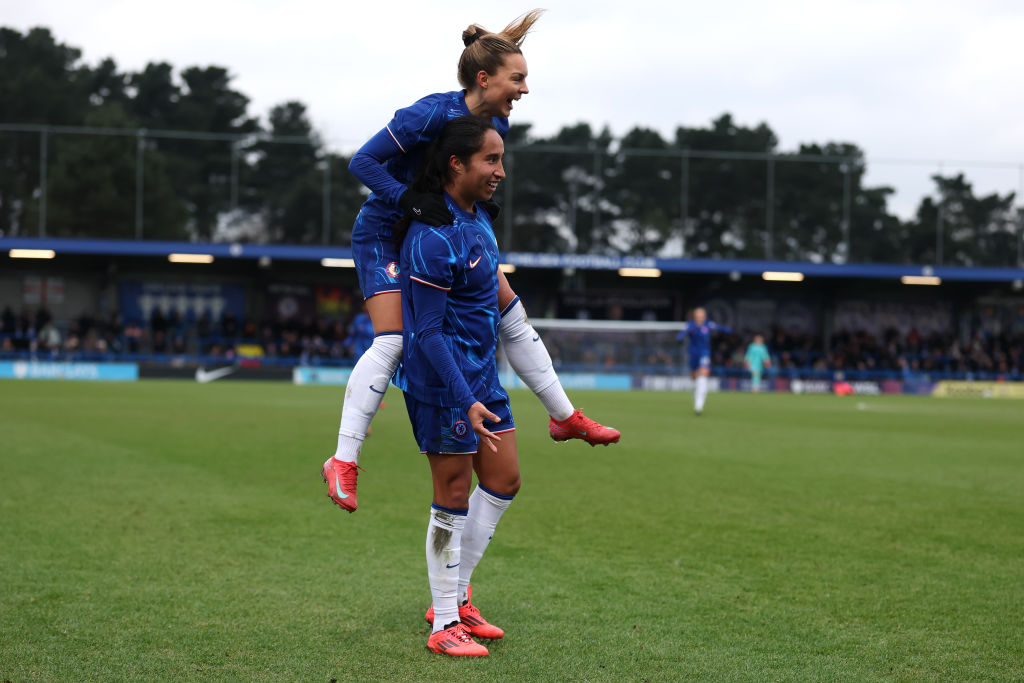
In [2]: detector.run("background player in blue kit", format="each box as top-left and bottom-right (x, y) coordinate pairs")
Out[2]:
(677, 307), (733, 415)
(322, 10), (619, 514)
(345, 302), (375, 360)
(393, 117), (519, 657)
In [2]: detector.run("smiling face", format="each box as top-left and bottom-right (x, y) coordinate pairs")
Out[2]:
(477, 53), (529, 118)
(447, 129), (505, 211)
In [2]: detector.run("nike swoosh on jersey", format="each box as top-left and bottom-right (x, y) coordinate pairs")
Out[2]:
(469, 256), (482, 269)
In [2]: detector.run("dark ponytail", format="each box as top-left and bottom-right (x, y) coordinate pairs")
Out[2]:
(393, 116), (497, 247)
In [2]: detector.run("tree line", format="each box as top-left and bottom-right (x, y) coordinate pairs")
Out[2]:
(1, 26), (1020, 266)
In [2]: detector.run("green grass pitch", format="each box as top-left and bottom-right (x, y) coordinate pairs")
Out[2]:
(2, 379), (1022, 681)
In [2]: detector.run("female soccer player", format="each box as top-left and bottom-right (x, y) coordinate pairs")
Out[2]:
(322, 10), (619, 513)
(744, 333), (772, 393)
(676, 307), (732, 414)
(396, 116), (519, 657)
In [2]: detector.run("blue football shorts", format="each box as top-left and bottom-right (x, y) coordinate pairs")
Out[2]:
(351, 207), (401, 299)
(403, 394), (515, 455)
(689, 354), (711, 372)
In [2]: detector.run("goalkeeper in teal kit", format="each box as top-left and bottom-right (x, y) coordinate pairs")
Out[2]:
(744, 334), (771, 393)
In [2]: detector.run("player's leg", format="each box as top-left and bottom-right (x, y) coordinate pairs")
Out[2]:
(496, 271), (620, 446)
(694, 363), (710, 414)
(425, 399), (515, 641)
(425, 452), (474, 631)
(413, 399), (488, 657)
(322, 224), (403, 512)
(459, 401), (518, 638)
(424, 455), (486, 656)
(750, 368), (762, 393)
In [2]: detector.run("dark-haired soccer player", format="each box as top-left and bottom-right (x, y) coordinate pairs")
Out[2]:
(322, 10), (619, 515)
(677, 307), (732, 414)
(395, 116), (517, 657)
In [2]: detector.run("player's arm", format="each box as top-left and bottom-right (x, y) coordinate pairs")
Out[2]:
(351, 128), (452, 225)
(409, 277), (476, 411)
(675, 322), (691, 342)
(348, 128), (408, 205)
(410, 276), (500, 449)
(349, 94), (448, 207)
(708, 321), (733, 334)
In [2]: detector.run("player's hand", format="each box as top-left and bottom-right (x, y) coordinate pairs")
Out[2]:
(479, 200), (501, 222)
(468, 401), (501, 452)
(398, 189), (453, 226)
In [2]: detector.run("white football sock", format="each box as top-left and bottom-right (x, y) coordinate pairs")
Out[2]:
(426, 505), (467, 632)
(458, 485), (514, 603)
(333, 332), (402, 463)
(695, 375), (708, 412)
(499, 298), (574, 420)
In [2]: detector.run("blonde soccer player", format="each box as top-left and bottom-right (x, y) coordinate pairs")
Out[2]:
(322, 11), (619, 514)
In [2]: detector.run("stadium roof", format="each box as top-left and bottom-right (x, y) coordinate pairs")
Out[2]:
(4, 237), (1023, 283)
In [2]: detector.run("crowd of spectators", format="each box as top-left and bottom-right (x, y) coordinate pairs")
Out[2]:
(0, 306), (367, 365)
(716, 324), (1023, 379)
(542, 317), (1023, 381)
(3, 304), (1022, 380)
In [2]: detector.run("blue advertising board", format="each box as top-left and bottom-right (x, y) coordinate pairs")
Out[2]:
(0, 361), (139, 381)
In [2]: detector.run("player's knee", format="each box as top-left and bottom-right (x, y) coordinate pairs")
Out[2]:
(365, 332), (402, 367)
(498, 299), (532, 344)
(483, 473), (520, 498)
(435, 470), (474, 509)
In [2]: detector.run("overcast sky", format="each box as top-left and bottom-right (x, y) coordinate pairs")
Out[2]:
(5, 0), (1024, 218)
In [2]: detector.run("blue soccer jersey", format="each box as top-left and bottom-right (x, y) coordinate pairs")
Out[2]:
(348, 91), (509, 299)
(677, 321), (732, 370)
(397, 193), (506, 411)
(350, 90), (510, 233)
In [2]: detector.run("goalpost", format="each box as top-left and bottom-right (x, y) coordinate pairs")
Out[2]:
(514, 318), (690, 375)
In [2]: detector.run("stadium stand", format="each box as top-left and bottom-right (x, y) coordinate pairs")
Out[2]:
(2, 238), (1021, 382)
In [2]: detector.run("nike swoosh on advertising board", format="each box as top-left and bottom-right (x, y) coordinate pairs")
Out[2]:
(195, 366), (237, 383)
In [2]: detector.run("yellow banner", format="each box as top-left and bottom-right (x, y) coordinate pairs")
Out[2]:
(932, 381), (1024, 399)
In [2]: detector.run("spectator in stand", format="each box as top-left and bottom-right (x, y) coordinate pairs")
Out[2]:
(37, 319), (61, 353)
(35, 307), (52, 332)
(63, 328), (81, 355)
(197, 311), (212, 341)
(221, 311), (239, 339)
(124, 319), (143, 353)
(167, 310), (187, 354)
(2, 306), (16, 334)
